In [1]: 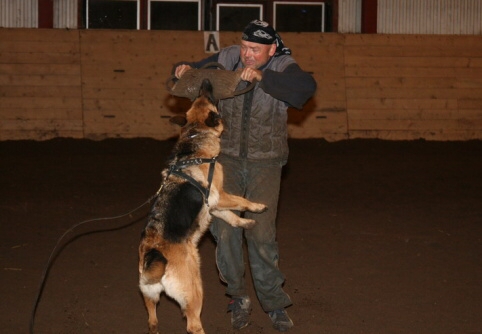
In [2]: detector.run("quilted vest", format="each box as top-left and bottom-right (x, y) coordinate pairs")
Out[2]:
(217, 45), (296, 162)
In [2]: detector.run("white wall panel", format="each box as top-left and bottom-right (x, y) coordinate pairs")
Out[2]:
(0, 0), (38, 28)
(54, 0), (78, 29)
(378, 0), (482, 34)
(338, 0), (362, 33)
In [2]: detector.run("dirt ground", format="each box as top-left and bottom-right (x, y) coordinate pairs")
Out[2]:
(1, 137), (481, 334)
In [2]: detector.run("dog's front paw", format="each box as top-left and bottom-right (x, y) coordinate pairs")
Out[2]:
(239, 218), (257, 229)
(250, 203), (268, 213)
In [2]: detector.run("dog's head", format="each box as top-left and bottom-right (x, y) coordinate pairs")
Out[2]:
(170, 79), (223, 135)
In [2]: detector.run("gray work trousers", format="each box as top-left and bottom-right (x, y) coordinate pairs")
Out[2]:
(209, 154), (292, 312)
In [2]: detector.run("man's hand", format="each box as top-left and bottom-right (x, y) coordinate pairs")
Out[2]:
(240, 67), (262, 82)
(174, 64), (192, 79)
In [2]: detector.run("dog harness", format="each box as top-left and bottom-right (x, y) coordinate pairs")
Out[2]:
(167, 157), (217, 206)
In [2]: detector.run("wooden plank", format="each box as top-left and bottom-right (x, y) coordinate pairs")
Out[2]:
(348, 110), (482, 140)
(80, 66), (170, 87)
(316, 86), (346, 101)
(80, 59), (174, 72)
(0, 64), (80, 75)
(80, 67), (167, 81)
(0, 52), (80, 64)
(345, 66), (482, 78)
(0, 107), (82, 120)
(0, 28), (80, 42)
(348, 109), (482, 120)
(0, 129), (83, 141)
(345, 77), (482, 90)
(456, 77), (482, 89)
(81, 88), (163, 99)
(83, 131), (177, 141)
(344, 34), (482, 50)
(318, 105), (347, 113)
(0, 86), (81, 97)
(1, 119), (83, 133)
(82, 118), (161, 131)
(81, 78), (164, 90)
(346, 87), (482, 99)
(82, 98), (166, 112)
(0, 97), (81, 109)
(288, 111), (348, 139)
(0, 41), (79, 54)
(348, 118), (482, 131)
(288, 98), (345, 120)
(345, 77), (481, 90)
(80, 43), (165, 57)
(349, 129), (482, 141)
(347, 98), (458, 110)
(0, 74), (81, 86)
(284, 33), (343, 48)
(83, 118), (178, 140)
(344, 44), (482, 58)
(469, 58), (482, 68)
(79, 29), (200, 43)
(306, 66), (345, 79)
(345, 77), (458, 89)
(344, 56), (479, 68)
(459, 99), (482, 109)
(289, 127), (348, 141)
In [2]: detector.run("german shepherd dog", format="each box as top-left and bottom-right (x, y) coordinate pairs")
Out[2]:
(138, 79), (267, 334)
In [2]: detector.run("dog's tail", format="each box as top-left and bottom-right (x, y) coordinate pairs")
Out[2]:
(139, 227), (167, 284)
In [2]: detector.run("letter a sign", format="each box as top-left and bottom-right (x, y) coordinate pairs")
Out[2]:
(204, 32), (219, 54)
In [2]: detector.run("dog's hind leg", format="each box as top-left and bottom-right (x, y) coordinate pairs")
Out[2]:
(139, 238), (167, 334)
(139, 271), (163, 334)
(184, 284), (204, 334)
(142, 293), (160, 334)
(139, 269), (164, 334)
(164, 244), (205, 334)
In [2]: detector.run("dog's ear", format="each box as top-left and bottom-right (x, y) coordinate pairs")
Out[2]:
(205, 111), (221, 128)
(169, 115), (187, 127)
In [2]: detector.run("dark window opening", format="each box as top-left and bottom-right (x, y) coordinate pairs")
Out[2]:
(88, 0), (138, 29)
(275, 2), (324, 32)
(150, 1), (199, 30)
(217, 5), (262, 31)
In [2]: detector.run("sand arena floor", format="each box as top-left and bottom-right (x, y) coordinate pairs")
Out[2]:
(1, 138), (481, 334)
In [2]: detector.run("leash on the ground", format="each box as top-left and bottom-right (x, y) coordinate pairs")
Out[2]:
(29, 187), (163, 334)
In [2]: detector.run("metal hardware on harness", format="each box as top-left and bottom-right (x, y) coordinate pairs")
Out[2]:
(167, 157), (217, 205)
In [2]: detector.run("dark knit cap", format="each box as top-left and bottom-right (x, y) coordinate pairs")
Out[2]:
(242, 20), (292, 56)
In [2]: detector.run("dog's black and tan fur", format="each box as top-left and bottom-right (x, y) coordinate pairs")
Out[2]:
(138, 79), (266, 334)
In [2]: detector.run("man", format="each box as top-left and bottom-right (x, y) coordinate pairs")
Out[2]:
(174, 20), (316, 332)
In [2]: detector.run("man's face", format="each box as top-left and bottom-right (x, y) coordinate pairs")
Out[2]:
(240, 40), (276, 69)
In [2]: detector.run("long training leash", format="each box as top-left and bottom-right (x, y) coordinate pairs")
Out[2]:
(29, 188), (162, 334)
(29, 157), (217, 333)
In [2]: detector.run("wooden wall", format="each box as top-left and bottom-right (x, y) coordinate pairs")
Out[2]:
(343, 34), (482, 140)
(0, 29), (82, 140)
(0, 29), (481, 141)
